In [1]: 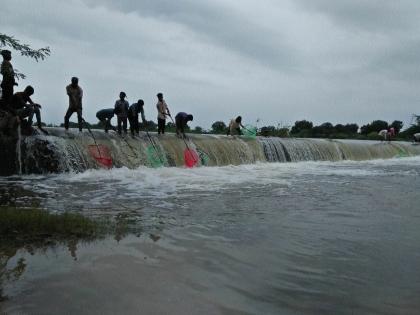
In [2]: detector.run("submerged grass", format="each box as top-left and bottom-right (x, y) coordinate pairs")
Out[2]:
(0, 207), (106, 242)
(0, 206), (144, 301)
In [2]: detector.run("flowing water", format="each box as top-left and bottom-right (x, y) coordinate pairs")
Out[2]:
(15, 125), (22, 175)
(9, 128), (420, 175)
(1, 156), (420, 314)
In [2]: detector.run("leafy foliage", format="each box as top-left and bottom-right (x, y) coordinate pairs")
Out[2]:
(0, 33), (50, 62)
(0, 33), (51, 80)
(360, 120), (388, 135)
(211, 121), (227, 134)
(290, 120), (313, 134)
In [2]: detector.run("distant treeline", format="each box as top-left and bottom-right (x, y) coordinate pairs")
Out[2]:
(45, 118), (420, 140)
(206, 119), (420, 140)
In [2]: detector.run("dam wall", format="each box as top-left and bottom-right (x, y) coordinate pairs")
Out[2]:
(1, 128), (419, 175)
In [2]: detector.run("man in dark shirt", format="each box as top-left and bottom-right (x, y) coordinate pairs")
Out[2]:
(175, 112), (193, 138)
(96, 108), (116, 133)
(64, 77), (83, 131)
(10, 86), (47, 134)
(1, 50), (17, 106)
(128, 99), (146, 136)
(114, 92), (129, 135)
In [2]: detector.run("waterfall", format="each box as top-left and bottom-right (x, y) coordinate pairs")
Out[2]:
(8, 128), (420, 175)
(16, 124), (22, 175)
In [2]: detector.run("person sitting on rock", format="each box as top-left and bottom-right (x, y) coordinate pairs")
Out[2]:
(227, 116), (244, 136)
(128, 99), (146, 136)
(96, 108), (116, 133)
(175, 112), (193, 139)
(9, 85), (48, 134)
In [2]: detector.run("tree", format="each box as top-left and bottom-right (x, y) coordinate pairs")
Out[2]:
(193, 126), (204, 134)
(141, 120), (157, 131)
(343, 123), (359, 134)
(260, 125), (276, 137)
(211, 121), (227, 134)
(290, 120), (313, 134)
(390, 120), (403, 133)
(0, 33), (50, 80)
(360, 120), (388, 135)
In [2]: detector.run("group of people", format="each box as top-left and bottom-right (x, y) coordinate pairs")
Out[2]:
(95, 91), (194, 138)
(0, 49), (199, 138)
(1, 49), (251, 139)
(0, 50), (47, 134)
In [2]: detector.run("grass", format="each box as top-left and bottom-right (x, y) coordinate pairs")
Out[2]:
(0, 207), (106, 242)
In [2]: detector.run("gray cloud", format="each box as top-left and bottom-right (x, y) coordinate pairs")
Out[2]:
(1, 0), (420, 129)
(83, 0), (298, 71)
(295, 0), (420, 33)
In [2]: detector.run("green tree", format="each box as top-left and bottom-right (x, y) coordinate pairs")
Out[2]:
(360, 120), (388, 135)
(259, 125), (276, 137)
(343, 123), (359, 134)
(211, 121), (227, 134)
(193, 126), (204, 133)
(290, 120), (313, 135)
(390, 120), (403, 133)
(0, 33), (50, 80)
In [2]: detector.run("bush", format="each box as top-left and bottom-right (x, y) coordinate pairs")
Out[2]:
(367, 132), (381, 140)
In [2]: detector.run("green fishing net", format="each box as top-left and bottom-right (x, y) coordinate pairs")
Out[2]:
(197, 149), (210, 166)
(146, 145), (165, 168)
(242, 125), (257, 139)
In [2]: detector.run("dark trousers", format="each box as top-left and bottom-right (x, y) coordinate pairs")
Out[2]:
(158, 118), (166, 134)
(117, 116), (127, 134)
(175, 116), (185, 135)
(1, 82), (14, 106)
(64, 107), (83, 131)
(99, 118), (114, 133)
(17, 106), (41, 126)
(128, 114), (139, 135)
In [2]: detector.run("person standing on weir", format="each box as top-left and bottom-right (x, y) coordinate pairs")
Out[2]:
(156, 92), (170, 135)
(0, 50), (17, 107)
(64, 77), (83, 132)
(114, 91), (129, 135)
(128, 99), (146, 136)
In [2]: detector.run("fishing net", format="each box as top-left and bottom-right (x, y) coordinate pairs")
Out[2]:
(242, 125), (257, 139)
(184, 148), (199, 168)
(146, 145), (165, 168)
(88, 145), (113, 169)
(197, 149), (210, 166)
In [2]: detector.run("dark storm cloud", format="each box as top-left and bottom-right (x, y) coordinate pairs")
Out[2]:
(83, 0), (298, 71)
(1, 0), (420, 128)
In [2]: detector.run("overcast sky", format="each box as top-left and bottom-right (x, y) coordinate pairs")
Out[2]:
(1, 0), (420, 129)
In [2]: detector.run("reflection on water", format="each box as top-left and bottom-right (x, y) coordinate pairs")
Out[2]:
(1, 158), (420, 314)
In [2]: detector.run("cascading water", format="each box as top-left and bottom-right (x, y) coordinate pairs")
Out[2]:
(7, 127), (420, 175)
(16, 124), (22, 175)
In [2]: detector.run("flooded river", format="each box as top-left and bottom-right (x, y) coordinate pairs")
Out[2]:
(1, 157), (420, 314)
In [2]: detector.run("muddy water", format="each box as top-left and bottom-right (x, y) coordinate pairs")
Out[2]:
(1, 158), (420, 314)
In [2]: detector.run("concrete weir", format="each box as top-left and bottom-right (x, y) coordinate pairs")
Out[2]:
(0, 127), (419, 175)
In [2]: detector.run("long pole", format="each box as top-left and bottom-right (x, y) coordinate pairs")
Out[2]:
(167, 113), (197, 164)
(145, 129), (164, 164)
(82, 118), (102, 158)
